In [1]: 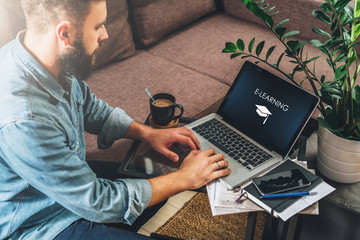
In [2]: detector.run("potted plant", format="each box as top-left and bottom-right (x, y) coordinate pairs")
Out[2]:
(222, 0), (360, 183)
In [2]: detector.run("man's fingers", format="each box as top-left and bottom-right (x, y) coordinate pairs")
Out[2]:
(177, 135), (197, 151)
(212, 159), (229, 170)
(179, 127), (201, 150)
(160, 147), (180, 162)
(212, 168), (232, 179)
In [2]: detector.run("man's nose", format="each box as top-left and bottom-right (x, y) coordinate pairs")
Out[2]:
(98, 26), (109, 44)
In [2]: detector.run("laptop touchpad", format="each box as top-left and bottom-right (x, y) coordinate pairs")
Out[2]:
(200, 142), (212, 151)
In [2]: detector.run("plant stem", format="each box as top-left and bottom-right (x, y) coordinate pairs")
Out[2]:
(266, 23), (327, 115)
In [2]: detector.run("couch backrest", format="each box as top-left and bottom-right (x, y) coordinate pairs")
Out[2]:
(0, 0), (220, 68)
(128, 0), (218, 48)
(93, 0), (136, 68)
(223, 0), (330, 42)
(0, 0), (136, 69)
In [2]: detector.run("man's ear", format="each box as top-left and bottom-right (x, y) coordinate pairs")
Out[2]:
(56, 21), (76, 47)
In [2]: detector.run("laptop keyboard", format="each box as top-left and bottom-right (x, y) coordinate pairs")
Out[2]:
(192, 118), (273, 170)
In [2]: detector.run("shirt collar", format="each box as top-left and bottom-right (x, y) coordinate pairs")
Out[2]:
(14, 30), (69, 103)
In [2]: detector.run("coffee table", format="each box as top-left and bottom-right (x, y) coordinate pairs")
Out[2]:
(120, 101), (360, 240)
(118, 98), (308, 239)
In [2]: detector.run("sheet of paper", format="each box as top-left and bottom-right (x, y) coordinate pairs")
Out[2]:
(206, 179), (260, 216)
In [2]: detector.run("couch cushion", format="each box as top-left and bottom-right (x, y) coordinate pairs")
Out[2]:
(85, 51), (229, 162)
(148, 13), (332, 96)
(129, 0), (217, 47)
(94, 0), (135, 69)
(223, 0), (329, 42)
(0, 0), (25, 48)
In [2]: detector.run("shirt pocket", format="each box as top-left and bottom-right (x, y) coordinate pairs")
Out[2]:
(75, 98), (84, 133)
(65, 127), (79, 151)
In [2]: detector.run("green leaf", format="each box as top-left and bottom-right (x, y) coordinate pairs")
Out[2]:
(287, 40), (307, 52)
(319, 3), (332, 13)
(270, 10), (280, 17)
(348, 48), (357, 66)
(326, 58), (333, 68)
(276, 52), (285, 68)
(318, 117), (336, 131)
(256, 41), (265, 56)
(264, 6), (276, 14)
(326, 39), (345, 49)
(312, 10), (331, 24)
(241, 0), (274, 27)
(334, 0), (352, 11)
(312, 28), (331, 38)
(321, 75), (326, 83)
(353, 85), (360, 105)
(275, 27), (287, 38)
(260, 3), (269, 10)
(265, 46), (276, 61)
(236, 39), (245, 51)
(231, 53), (244, 59)
(283, 31), (300, 40)
(248, 37), (256, 53)
(334, 51), (348, 62)
(334, 65), (347, 82)
(350, 40), (360, 48)
(343, 30), (351, 43)
(352, 24), (360, 42)
(287, 40), (299, 51)
(224, 42), (237, 52)
(340, 6), (354, 26)
(323, 87), (342, 97)
(310, 39), (323, 47)
(274, 19), (290, 29)
(222, 48), (233, 53)
(304, 56), (320, 65)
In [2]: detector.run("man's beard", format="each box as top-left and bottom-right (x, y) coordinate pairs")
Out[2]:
(60, 38), (96, 80)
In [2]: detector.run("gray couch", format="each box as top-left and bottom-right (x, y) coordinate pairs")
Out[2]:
(1, 0), (331, 163)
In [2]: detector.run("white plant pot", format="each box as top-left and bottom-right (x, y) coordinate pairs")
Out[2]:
(317, 125), (360, 183)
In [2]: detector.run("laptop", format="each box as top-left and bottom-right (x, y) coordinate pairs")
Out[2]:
(186, 61), (319, 189)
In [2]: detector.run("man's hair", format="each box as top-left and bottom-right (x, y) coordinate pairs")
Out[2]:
(21, 0), (101, 33)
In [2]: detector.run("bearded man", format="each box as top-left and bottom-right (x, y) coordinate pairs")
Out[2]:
(0, 1), (230, 239)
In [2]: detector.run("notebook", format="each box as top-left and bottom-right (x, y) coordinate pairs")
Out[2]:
(242, 160), (323, 219)
(186, 61), (319, 189)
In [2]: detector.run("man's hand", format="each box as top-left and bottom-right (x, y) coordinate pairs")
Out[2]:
(145, 127), (201, 162)
(178, 148), (231, 189)
(147, 148), (231, 206)
(124, 122), (201, 162)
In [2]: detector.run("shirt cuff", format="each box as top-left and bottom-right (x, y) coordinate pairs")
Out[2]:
(118, 179), (152, 224)
(97, 107), (133, 149)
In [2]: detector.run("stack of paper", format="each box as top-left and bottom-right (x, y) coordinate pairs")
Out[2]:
(206, 160), (335, 221)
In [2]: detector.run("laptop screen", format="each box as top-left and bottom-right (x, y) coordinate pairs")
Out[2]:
(217, 61), (319, 158)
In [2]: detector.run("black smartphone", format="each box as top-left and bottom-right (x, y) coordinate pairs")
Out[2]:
(252, 169), (311, 195)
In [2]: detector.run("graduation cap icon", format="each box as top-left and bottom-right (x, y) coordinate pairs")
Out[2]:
(255, 105), (272, 124)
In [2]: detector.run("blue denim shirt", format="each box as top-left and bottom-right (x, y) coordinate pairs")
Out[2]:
(0, 31), (152, 240)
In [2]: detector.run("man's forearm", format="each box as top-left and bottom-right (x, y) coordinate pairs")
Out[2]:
(124, 121), (152, 141)
(147, 171), (188, 207)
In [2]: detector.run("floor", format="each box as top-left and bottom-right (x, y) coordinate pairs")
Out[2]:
(138, 190), (197, 236)
(138, 191), (360, 240)
(294, 199), (360, 240)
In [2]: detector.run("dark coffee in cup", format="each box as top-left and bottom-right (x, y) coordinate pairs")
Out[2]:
(152, 99), (173, 107)
(150, 93), (184, 126)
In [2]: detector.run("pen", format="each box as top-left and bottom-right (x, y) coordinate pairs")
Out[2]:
(261, 192), (312, 199)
